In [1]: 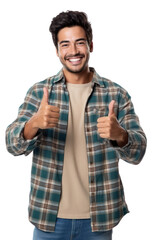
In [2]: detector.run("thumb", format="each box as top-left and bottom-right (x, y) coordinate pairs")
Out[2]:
(41, 87), (49, 105)
(108, 100), (115, 116)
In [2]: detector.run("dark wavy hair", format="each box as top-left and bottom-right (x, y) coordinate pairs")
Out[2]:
(49, 10), (93, 49)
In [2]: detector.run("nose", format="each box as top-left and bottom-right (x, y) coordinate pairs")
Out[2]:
(70, 43), (79, 55)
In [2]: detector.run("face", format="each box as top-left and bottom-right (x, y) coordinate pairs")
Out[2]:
(56, 26), (93, 74)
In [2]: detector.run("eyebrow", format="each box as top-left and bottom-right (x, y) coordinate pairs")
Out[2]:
(59, 38), (87, 45)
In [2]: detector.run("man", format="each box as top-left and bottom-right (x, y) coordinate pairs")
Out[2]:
(6, 11), (146, 240)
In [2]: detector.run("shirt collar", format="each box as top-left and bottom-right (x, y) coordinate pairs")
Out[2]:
(52, 67), (105, 88)
(90, 67), (105, 88)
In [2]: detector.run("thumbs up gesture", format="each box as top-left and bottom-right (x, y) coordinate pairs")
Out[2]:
(24, 87), (60, 140)
(35, 87), (60, 129)
(97, 100), (128, 147)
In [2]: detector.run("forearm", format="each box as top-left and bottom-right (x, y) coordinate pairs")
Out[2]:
(109, 87), (147, 164)
(116, 128), (128, 148)
(112, 129), (147, 165)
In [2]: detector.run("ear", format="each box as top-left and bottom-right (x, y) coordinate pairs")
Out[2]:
(90, 42), (93, 52)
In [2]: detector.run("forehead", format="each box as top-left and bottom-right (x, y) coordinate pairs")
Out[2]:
(57, 26), (86, 42)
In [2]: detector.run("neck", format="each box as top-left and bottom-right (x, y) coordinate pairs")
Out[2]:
(63, 67), (93, 84)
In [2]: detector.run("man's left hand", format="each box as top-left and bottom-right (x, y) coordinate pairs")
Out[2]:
(97, 100), (128, 147)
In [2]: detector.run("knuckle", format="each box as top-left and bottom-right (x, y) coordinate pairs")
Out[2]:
(43, 110), (48, 117)
(52, 119), (57, 123)
(43, 119), (49, 128)
(50, 123), (56, 128)
(44, 116), (48, 122)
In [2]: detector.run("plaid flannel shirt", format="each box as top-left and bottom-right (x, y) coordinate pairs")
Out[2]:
(6, 68), (146, 232)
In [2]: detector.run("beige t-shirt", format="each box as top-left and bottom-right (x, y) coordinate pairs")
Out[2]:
(57, 81), (92, 219)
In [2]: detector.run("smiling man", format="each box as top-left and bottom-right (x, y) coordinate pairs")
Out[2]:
(6, 11), (146, 240)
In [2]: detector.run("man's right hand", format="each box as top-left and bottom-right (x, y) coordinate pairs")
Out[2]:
(23, 87), (60, 140)
(34, 87), (60, 129)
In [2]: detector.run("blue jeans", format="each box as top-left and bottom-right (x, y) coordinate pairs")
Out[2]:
(33, 218), (112, 240)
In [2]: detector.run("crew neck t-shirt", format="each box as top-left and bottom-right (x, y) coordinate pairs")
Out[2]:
(57, 81), (92, 219)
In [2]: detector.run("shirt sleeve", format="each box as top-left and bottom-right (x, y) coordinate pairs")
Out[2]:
(110, 88), (147, 165)
(5, 84), (42, 156)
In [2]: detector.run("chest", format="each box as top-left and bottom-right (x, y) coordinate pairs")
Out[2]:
(43, 83), (118, 142)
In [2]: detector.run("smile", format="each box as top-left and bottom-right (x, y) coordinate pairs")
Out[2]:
(65, 56), (84, 66)
(68, 58), (81, 62)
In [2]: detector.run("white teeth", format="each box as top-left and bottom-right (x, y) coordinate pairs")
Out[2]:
(69, 58), (80, 62)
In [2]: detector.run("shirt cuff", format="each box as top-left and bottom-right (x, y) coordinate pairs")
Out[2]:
(109, 131), (133, 158)
(17, 121), (42, 155)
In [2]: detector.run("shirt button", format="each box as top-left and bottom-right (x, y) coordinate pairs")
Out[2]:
(93, 108), (96, 113)
(91, 177), (94, 183)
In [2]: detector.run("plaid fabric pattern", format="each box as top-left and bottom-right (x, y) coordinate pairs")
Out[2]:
(6, 68), (147, 232)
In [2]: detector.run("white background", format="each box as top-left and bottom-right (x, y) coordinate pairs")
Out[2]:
(0, 0), (151, 239)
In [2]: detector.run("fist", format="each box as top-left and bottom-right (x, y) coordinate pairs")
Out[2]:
(97, 100), (128, 146)
(34, 87), (60, 129)
(97, 100), (117, 140)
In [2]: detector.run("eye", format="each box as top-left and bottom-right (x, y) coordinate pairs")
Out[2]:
(77, 41), (85, 46)
(61, 43), (69, 48)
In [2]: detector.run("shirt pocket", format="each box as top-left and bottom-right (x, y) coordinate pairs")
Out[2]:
(85, 106), (109, 145)
(96, 106), (109, 117)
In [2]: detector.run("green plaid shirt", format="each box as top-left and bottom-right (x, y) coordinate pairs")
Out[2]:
(6, 68), (146, 232)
